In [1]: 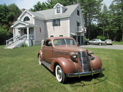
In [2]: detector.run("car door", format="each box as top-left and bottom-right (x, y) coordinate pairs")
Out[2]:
(43, 40), (53, 63)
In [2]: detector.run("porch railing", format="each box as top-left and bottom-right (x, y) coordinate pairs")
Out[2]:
(6, 34), (27, 47)
(6, 34), (34, 47)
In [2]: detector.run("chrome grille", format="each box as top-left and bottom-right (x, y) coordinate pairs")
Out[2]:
(78, 51), (90, 72)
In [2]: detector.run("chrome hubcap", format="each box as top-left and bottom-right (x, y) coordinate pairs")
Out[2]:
(57, 67), (62, 79)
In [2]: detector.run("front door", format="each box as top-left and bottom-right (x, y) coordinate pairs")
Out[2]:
(43, 40), (53, 63)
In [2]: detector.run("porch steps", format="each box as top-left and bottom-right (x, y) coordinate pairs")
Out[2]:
(5, 39), (25, 49)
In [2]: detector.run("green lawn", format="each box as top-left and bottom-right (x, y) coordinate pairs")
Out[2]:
(0, 45), (123, 92)
(113, 41), (123, 45)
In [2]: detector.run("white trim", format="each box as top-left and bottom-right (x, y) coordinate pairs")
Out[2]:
(18, 10), (35, 20)
(53, 3), (63, 8)
(33, 18), (36, 43)
(11, 21), (35, 28)
(27, 27), (29, 46)
(68, 18), (70, 37)
(13, 28), (16, 42)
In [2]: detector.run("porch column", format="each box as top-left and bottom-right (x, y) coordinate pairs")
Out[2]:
(76, 35), (78, 43)
(13, 28), (16, 42)
(80, 36), (82, 45)
(27, 27), (29, 46)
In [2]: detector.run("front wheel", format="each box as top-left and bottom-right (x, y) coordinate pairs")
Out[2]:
(55, 65), (67, 83)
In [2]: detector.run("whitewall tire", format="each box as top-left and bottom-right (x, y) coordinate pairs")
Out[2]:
(55, 65), (67, 83)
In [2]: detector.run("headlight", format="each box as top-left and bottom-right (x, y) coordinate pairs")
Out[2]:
(70, 52), (78, 60)
(72, 53), (77, 58)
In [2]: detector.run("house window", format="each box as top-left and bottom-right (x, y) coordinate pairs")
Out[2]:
(53, 19), (60, 26)
(59, 35), (63, 37)
(23, 16), (30, 21)
(77, 10), (79, 16)
(77, 22), (80, 27)
(57, 6), (60, 13)
(50, 35), (54, 37)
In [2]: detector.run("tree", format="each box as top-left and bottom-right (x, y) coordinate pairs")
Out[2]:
(30, 0), (77, 11)
(0, 4), (9, 25)
(8, 4), (21, 22)
(80, 0), (103, 39)
(0, 26), (10, 45)
(109, 0), (123, 41)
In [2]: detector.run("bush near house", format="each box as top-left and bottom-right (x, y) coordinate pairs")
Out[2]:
(0, 45), (122, 92)
(0, 27), (10, 45)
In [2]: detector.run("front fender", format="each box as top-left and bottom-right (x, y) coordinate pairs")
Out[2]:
(50, 57), (77, 74)
(90, 55), (102, 69)
(38, 50), (44, 61)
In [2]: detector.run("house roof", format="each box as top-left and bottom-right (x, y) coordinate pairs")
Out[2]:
(29, 4), (79, 20)
(12, 3), (79, 28)
(11, 21), (35, 28)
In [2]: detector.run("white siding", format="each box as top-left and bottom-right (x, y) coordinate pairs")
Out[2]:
(35, 19), (47, 42)
(46, 18), (69, 37)
(70, 5), (84, 35)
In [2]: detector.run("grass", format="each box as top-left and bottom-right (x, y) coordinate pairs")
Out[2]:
(113, 41), (123, 45)
(0, 45), (123, 92)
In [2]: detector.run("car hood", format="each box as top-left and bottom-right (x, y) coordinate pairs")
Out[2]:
(54, 45), (87, 52)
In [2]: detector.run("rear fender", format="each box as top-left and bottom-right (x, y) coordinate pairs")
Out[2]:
(50, 57), (77, 74)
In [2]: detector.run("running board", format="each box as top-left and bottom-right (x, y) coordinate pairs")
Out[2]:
(42, 61), (51, 69)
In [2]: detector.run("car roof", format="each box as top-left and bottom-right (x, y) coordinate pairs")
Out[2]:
(45, 37), (74, 41)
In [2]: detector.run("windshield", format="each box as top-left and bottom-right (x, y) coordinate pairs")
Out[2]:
(54, 39), (75, 46)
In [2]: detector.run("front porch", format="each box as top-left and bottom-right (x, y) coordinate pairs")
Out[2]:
(5, 21), (35, 49)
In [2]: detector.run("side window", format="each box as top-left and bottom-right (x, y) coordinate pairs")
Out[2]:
(46, 40), (52, 46)
(77, 10), (79, 16)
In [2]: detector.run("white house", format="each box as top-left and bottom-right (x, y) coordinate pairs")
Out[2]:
(5, 3), (86, 49)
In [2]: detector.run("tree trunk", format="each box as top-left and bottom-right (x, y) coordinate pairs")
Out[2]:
(122, 28), (123, 41)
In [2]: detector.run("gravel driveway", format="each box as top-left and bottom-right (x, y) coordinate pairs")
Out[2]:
(81, 45), (123, 50)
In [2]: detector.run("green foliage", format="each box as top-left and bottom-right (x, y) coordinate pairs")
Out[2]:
(30, 0), (76, 11)
(0, 26), (10, 45)
(97, 36), (106, 41)
(0, 3), (21, 44)
(21, 43), (28, 47)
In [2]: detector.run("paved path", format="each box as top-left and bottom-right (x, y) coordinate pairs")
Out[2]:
(80, 45), (123, 50)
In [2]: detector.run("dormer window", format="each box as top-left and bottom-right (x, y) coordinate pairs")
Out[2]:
(53, 3), (63, 14)
(57, 6), (60, 13)
(23, 16), (30, 21)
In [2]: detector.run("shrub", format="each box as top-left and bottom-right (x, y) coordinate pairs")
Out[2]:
(21, 43), (28, 47)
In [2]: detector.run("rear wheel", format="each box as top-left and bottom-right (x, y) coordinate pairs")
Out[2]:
(38, 55), (42, 65)
(55, 65), (67, 83)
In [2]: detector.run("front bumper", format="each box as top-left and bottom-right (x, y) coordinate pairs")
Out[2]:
(66, 68), (105, 77)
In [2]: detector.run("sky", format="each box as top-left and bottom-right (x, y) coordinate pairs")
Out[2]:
(0, 0), (113, 10)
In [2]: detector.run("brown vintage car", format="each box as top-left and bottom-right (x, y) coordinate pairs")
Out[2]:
(38, 37), (105, 83)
